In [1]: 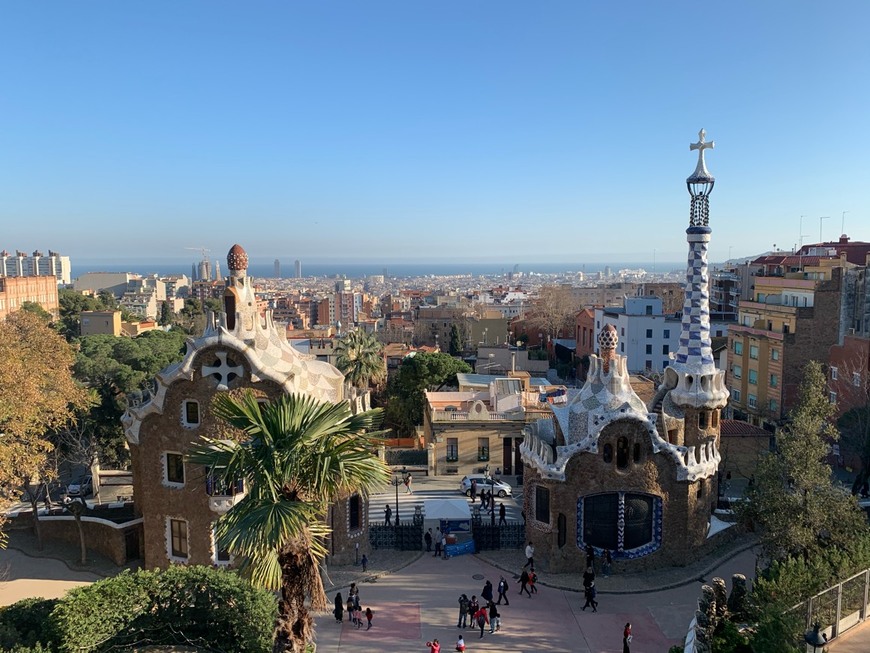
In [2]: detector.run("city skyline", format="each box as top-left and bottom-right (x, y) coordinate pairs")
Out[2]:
(2, 2), (869, 263)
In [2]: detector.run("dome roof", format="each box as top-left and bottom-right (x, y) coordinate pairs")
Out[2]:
(227, 244), (248, 271)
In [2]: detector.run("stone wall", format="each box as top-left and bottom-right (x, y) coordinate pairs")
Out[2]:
(523, 418), (716, 573)
(14, 514), (139, 567)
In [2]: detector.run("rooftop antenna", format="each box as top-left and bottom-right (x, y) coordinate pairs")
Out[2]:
(819, 216), (831, 243)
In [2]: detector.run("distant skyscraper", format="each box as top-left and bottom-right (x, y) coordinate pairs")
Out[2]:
(197, 259), (211, 282)
(294, 259), (302, 278)
(214, 260), (221, 281)
(274, 259), (281, 278)
(191, 263), (197, 282)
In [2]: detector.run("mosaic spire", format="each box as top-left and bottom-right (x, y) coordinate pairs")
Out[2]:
(673, 130), (717, 376)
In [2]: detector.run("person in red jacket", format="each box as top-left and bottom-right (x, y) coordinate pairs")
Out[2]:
(623, 622), (632, 653)
(473, 605), (489, 638)
(426, 638), (440, 653)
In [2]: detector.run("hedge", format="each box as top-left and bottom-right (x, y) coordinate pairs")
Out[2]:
(0, 565), (276, 653)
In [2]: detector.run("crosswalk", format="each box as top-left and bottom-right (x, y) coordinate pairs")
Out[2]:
(367, 485), (523, 526)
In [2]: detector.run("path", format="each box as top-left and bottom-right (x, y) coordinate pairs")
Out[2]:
(0, 547), (98, 606)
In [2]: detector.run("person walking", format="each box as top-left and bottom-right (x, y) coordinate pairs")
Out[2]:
(333, 592), (344, 623)
(473, 604), (489, 638)
(404, 472), (413, 494)
(523, 541), (535, 568)
(425, 528), (433, 552)
(585, 543), (596, 571)
(496, 576), (510, 605)
(361, 553), (368, 573)
(582, 583), (598, 612)
(426, 638), (441, 653)
(455, 634), (466, 652)
(498, 502), (507, 526)
(488, 601), (500, 633)
(583, 565), (596, 590)
(481, 579), (494, 604)
(346, 597), (355, 623)
(434, 528), (443, 557)
(353, 605), (363, 629)
(467, 596), (479, 629)
(349, 582), (360, 609)
(602, 549), (613, 577)
(623, 622), (632, 653)
(470, 479), (477, 502)
(529, 567), (538, 594)
(457, 594), (469, 628)
(518, 569), (531, 597)
(384, 504), (392, 526)
(365, 607), (374, 630)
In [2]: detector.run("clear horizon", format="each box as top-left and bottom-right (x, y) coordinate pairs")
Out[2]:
(2, 2), (868, 262)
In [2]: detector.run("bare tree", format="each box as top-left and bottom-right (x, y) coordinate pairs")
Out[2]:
(524, 285), (581, 340)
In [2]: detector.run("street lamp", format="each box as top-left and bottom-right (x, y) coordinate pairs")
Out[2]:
(391, 474), (401, 527)
(804, 623), (827, 652)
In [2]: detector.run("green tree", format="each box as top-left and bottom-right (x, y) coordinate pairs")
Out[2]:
(0, 311), (91, 547)
(20, 301), (53, 322)
(158, 300), (174, 326)
(187, 390), (389, 653)
(448, 323), (463, 356)
(741, 361), (868, 562)
(384, 351), (471, 437)
(334, 329), (386, 390)
(56, 288), (110, 340)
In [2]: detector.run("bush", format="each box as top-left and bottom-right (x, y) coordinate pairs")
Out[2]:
(0, 598), (59, 650)
(51, 565), (275, 653)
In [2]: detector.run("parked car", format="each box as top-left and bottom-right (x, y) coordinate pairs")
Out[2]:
(67, 475), (93, 497)
(459, 474), (512, 498)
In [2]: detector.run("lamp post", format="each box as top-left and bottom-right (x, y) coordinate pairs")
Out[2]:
(392, 474), (401, 527)
(804, 623), (827, 652)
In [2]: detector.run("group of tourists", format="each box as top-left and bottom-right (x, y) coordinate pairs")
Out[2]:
(424, 527), (449, 558)
(455, 575), (509, 643)
(333, 583), (373, 631)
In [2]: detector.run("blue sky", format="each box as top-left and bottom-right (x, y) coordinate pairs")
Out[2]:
(1, 1), (868, 265)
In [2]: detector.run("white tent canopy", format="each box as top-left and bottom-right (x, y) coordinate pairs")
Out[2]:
(423, 498), (471, 520)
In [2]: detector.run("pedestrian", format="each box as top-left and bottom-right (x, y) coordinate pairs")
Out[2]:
(353, 605), (363, 628)
(498, 502), (507, 526)
(479, 486), (486, 507)
(583, 565), (595, 590)
(365, 607), (373, 630)
(529, 567), (538, 594)
(488, 601), (500, 633)
(434, 528), (443, 557)
(384, 504), (392, 526)
(602, 550), (613, 577)
(404, 472), (413, 494)
(441, 532), (447, 558)
(349, 582), (360, 608)
(523, 541), (535, 568)
(426, 638), (441, 653)
(467, 596), (479, 629)
(473, 604), (489, 638)
(585, 543), (596, 570)
(455, 634), (466, 652)
(425, 528), (433, 552)
(496, 576), (510, 605)
(346, 597), (355, 623)
(489, 491), (496, 514)
(457, 594), (469, 628)
(495, 467), (501, 482)
(582, 583), (598, 612)
(470, 479), (477, 502)
(481, 579), (494, 604)
(623, 622), (632, 653)
(333, 592), (344, 623)
(361, 553), (368, 573)
(518, 569), (531, 597)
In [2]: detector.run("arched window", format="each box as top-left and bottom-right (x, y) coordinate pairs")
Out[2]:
(632, 442), (642, 464)
(603, 443), (613, 463)
(616, 437), (629, 469)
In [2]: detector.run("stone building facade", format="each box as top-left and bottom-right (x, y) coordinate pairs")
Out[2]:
(123, 244), (368, 569)
(520, 131), (729, 572)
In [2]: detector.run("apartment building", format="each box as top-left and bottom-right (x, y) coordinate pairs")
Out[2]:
(594, 297), (682, 373)
(727, 257), (845, 429)
(0, 249), (71, 285)
(0, 275), (59, 319)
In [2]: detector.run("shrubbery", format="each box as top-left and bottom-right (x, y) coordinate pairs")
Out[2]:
(0, 565), (276, 652)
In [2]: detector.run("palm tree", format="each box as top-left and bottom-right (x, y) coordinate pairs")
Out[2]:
(187, 390), (390, 653)
(334, 329), (387, 390)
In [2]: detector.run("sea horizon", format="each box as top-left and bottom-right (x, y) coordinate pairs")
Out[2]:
(71, 259), (688, 280)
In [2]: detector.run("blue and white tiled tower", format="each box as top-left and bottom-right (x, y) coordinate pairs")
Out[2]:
(665, 130), (729, 410)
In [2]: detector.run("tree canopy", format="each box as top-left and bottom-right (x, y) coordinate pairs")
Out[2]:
(524, 285), (581, 339)
(334, 329), (386, 390)
(384, 351), (471, 437)
(741, 360), (868, 562)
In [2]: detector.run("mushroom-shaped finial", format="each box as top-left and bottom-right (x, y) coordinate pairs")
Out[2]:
(227, 244), (248, 272)
(597, 324), (619, 373)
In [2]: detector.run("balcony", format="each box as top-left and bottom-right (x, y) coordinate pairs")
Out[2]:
(209, 492), (245, 515)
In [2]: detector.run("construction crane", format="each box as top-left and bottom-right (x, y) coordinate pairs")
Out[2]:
(184, 247), (211, 260)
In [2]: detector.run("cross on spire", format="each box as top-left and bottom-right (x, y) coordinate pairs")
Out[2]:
(688, 129), (715, 181)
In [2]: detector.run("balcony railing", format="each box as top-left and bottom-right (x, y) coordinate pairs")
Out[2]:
(431, 409), (553, 423)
